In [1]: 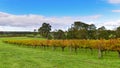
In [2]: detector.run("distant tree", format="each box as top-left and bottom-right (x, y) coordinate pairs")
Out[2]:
(78, 29), (88, 39)
(97, 26), (110, 39)
(98, 26), (106, 31)
(38, 23), (51, 39)
(109, 34), (116, 39)
(33, 29), (37, 37)
(53, 29), (66, 39)
(74, 21), (89, 30)
(116, 26), (120, 38)
(88, 24), (97, 39)
(67, 21), (97, 39)
(47, 34), (52, 39)
(88, 24), (96, 30)
(67, 27), (75, 39)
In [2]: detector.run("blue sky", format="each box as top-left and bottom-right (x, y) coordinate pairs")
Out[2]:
(0, 0), (114, 16)
(0, 0), (120, 31)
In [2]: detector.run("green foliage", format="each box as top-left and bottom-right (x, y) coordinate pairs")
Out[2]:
(67, 21), (97, 39)
(53, 29), (66, 39)
(38, 23), (51, 39)
(66, 22), (119, 40)
(116, 26), (120, 38)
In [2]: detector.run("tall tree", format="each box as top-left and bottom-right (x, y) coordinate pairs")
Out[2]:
(67, 21), (91, 39)
(97, 26), (109, 39)
(88, 24), (96, 30)
(88, 24), (96, 39)
(53, 29), (66, 39)
(33, 29), (37, 37)
(116, 26), (120, 38)
(38, 23), (51, 38)
(67, 27), (76, 39)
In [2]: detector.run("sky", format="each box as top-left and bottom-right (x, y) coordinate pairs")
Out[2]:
(0, 0), (120, 31)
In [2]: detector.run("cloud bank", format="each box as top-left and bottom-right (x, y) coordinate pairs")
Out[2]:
(0, 12), (119, 31)
(0, 12), (102, 31)
(112, 10), (120, 12)
(108, 0), (120, 4)
(101, 20), (120, 30)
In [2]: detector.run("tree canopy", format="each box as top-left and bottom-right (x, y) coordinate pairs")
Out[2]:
(38, 22), (120, 40)
(38, 23), (51, 38)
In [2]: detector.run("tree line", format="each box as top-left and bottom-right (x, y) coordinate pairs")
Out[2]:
(38, 21), (120, 40)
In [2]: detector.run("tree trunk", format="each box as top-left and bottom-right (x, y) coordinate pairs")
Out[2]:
(62, 47), (65, 52)
(98, 48), (103, 59)
(69, 46), (73, 52)
(53, 46), (56, 51)
(43, 45), (46, 50)
(104, 50), (107, 55)
(90, 48), (93, 55)
(117, 51), (120, 58)
(75, 47), (77, 54)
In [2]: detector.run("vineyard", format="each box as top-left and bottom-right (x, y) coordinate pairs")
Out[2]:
(3, 39), (120, 58)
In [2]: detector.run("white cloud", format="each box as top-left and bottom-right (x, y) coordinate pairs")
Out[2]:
(108, 0), (120, 4)
(112, 10), (120, 12)
(0, 12), (102, 31)
(0, 12), (119, 31)
(80, 15), (102, 20)
(97, 20), (120, 30)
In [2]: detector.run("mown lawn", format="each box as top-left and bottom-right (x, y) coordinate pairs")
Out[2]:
(0, 37), (120, 68)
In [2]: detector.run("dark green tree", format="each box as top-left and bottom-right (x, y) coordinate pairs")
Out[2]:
(67, 27), (76, 39)
(33, 29), (37, 37)
(116, 26), (120, 38)
(97, 26), (109, 39)
(88, 24), (96, 39)
(67, 21), (96, 39)
(38, 23), (51, 38)
(53, 29), (66, 39)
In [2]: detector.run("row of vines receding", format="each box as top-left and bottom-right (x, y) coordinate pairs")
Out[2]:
(3, 39), (120, 58)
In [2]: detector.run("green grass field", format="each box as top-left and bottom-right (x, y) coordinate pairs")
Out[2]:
(0, 37), (120, 68)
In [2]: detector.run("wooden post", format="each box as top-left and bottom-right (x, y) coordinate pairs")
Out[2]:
(117, 51), (120, 58)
